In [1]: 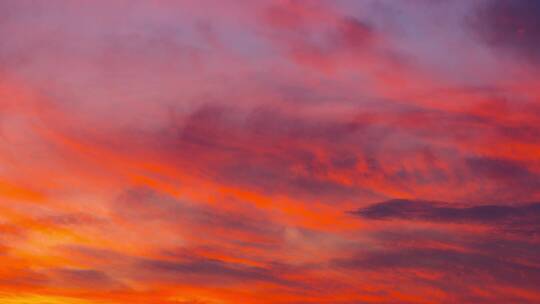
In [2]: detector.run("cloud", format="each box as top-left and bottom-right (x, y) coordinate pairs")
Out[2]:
(0, 268), (49, 289)
(49, 268), (126, 290)
(471, 0), (540, 63)
(2, 1), (540, 303)
(166, 104), (376, 200)
(112, 186), (286, 249)
(352, 199), (540, 233)
(466, 156), (538, 182)
(354, 199), (538, 222)
(135, 256), (284, 285)
(333, 224), (540, 302)
(41, 213), (105, 227)
(262, 1), (378, 74)
(335, 247), (540, 290)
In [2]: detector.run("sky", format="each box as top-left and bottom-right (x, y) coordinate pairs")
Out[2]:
(0, 0), (540, 303)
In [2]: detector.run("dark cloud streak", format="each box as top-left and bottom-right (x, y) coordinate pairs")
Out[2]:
(352, 199), (540, 235)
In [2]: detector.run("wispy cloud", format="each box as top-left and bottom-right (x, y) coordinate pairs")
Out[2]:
(0, 0), (540, 303)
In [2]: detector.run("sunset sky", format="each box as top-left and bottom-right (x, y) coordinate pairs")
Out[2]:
(1, 1), (540, 303)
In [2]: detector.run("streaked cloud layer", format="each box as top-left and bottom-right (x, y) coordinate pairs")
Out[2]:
(1, 0), (539, 303)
